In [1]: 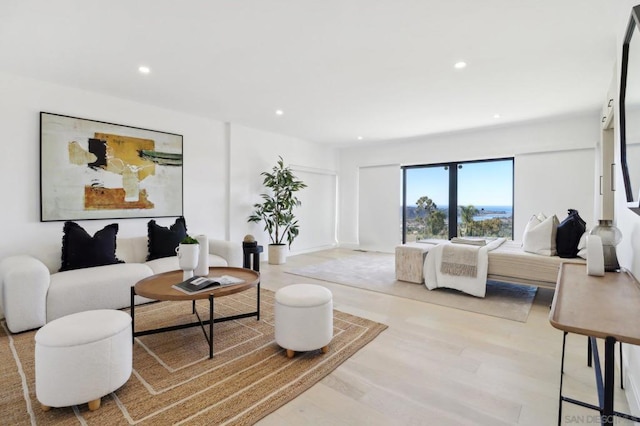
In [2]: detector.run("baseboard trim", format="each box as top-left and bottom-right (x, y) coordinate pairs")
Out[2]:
(337, 242), (360, 250)
(288, 244), (338, 256)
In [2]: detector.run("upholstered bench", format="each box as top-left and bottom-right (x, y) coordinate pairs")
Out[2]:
(275, 284), (333, 358)
(395, 243), (434, 283)
(35, 309), (132, 411)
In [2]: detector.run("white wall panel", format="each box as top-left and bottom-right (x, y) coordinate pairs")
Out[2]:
(294, 168), (337, 252)
(339, 113), (600, 246)
(228, 124), (338, 260)
(358, 164), (401, 252)
(514, 149), (595, 239)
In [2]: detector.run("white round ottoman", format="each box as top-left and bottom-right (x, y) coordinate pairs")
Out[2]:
(35, 309), (132, 411)
(275, 284), (333, 358)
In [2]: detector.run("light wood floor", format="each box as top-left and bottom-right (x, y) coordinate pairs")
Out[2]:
(256, 248), (633, 425)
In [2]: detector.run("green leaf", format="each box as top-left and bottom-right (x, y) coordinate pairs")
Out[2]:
(247, 156), (307, 246)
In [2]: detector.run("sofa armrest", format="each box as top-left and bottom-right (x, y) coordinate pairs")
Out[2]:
(208, 239), (243, 268)
(0, 255), (50, 332)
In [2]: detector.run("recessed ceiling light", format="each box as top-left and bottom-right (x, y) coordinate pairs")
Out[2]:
(138, 66), (150, 74)
(493, 113), (501, 119)
(357, 136), (363, 140)
(275, 110), (284, 116)
(454, 61), (467, 69)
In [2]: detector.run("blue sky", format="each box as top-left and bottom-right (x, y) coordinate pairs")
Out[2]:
(405, 160), (513, 207)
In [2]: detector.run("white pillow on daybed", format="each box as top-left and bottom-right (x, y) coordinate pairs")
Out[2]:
(522, 213), (559, 256)
(576, 231), (589, 259)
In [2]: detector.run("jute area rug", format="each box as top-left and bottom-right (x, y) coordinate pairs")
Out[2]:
(0, 288), (386, 425)
(286, 250), (537, 323)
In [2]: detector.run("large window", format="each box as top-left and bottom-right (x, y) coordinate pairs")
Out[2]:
(402, 158), (513, 242)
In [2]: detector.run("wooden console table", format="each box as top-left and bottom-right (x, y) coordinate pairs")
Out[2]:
(549, 263), (640, 425)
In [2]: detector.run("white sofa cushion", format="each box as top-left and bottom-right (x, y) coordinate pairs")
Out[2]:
(116, 236), (149, 264)
(47, 263), (154, 322)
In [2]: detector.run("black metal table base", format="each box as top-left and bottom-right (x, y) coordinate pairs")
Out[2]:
(130, 283), (260, 359)
(557, 333), (640, 425)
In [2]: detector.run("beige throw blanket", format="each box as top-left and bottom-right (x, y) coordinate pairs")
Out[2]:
(440, 244), (480, 277)
(450, 237), (487, 247)
(424, 238), (506, 298)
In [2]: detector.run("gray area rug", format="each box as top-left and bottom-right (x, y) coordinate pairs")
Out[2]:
(285, 251), (538, 322)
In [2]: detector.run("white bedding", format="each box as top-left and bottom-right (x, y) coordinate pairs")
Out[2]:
(424, 238), (506, 297)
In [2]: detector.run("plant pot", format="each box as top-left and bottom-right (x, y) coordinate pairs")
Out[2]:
(268, 244), (288, 265)
(176, 243), (199, 280)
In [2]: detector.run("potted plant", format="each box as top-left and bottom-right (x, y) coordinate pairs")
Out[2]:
(175, 235), (199, 279)
(248, 156), (307, 264)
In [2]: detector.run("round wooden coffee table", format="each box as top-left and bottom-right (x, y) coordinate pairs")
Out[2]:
(131, 266), (260, 359)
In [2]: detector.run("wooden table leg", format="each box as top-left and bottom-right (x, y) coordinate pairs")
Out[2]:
(88, 398), (101, 411)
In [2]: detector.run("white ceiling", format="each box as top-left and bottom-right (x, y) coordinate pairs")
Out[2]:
(0, 0), (620, 146)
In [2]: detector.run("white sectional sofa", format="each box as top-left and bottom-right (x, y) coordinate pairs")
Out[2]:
(0, 236), (243, 333)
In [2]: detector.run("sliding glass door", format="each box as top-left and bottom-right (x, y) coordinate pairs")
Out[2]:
(402, 158), (513, 242)
(403, 165), (450, 242)
(457, 159), (513, 238)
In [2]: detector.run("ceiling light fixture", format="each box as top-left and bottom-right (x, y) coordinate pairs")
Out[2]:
(138, 66), (150, 74)
(357, 136), (363, 140)
(275, 110), (284, 116)
(493, 113), (501, 119)
(454, 61), (467, 69)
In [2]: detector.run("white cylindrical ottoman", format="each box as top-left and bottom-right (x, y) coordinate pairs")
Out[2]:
(35, 309), (132, 411)
(275, 284), (333, 358)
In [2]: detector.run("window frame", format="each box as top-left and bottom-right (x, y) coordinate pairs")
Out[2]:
(402, 157), (514, 243)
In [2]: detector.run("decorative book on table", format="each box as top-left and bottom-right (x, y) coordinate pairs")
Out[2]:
(172, 275), (245, 294)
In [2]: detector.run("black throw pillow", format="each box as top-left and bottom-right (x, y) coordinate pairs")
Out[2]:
(556, 209), (586, 258)
(59, 222), (123, 272)
(147, 217), (187, 260)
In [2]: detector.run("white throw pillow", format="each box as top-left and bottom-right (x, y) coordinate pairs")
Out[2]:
(576, 230), (589, 259)
(522, 213), (559, 256)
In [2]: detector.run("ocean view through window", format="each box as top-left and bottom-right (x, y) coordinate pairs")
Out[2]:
(402, 158), (514, 242)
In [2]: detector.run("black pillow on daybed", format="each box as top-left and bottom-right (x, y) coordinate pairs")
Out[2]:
(59, 221), (123, 272)
(556, 209), (586, 258)
(147, 217), (187, 260)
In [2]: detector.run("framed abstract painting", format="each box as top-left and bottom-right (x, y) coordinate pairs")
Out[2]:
(40, 112), (183, 221)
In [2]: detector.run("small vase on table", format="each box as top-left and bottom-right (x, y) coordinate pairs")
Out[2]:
(176, 243), (199, 281)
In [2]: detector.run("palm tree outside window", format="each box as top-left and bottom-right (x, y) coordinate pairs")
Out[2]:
(402, 158), (513, 243)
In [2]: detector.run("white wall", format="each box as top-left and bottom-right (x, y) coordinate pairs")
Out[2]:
(0, 73), (337, 266)
(0, 72), (227, 261)
(228, 123), (338, 260)
(338, 114), (600, 251)
(515, 148), (595, 235)
(613, 0), (640, 417)
(358, 164), (402, 252)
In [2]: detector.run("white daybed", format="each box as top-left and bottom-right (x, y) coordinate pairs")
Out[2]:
(486, 240), (585, 289)
(396, 239), (586, 290)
